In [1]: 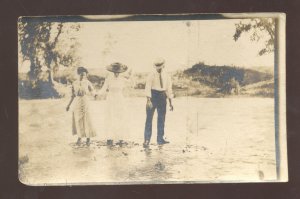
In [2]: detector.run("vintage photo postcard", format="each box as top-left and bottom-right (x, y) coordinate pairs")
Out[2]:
(18, 13), (287, 185)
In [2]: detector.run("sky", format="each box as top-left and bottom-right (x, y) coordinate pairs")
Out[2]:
(19, 19), (274, 73)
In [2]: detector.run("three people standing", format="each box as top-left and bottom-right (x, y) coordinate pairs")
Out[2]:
(66, 59), (174, 148)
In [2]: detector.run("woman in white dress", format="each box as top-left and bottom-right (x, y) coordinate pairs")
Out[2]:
(66, 67), (97, 146)
(99, 63), (130, 146)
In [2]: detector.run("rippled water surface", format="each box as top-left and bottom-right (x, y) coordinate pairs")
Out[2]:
(19, 97), (276, 185)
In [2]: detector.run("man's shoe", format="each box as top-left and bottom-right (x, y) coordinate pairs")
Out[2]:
(157, 139), (170, 145)
(143, 140), (150, 148)
(86, 138), (90, 146)
(107, 139), (113, 146)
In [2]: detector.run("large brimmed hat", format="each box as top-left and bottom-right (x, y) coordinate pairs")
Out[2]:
(106, 62), (128, 73)
(154, 58), (165, 68)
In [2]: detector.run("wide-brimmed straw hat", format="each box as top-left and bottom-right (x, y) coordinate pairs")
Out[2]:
(106, 62), (128, 73)
(154, 58), (165, 69)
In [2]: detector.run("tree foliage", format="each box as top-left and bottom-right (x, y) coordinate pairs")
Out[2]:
(18, 19), (81, 98)
(233, 18), (275, 56)
(18, 19), (81, 80)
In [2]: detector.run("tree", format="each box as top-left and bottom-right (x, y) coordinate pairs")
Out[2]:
(18, 18), (81, 98)
(233, 18), (275, 56)
(18, 20), (81, 78)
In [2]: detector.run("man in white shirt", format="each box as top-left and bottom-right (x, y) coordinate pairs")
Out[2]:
(143, 58), (174, 148)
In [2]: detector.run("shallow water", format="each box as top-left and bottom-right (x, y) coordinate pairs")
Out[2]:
(19, 97), (276, 185)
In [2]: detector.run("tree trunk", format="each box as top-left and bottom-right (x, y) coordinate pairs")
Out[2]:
(48, 68), (54, 85)
(28, 56), (36, 80)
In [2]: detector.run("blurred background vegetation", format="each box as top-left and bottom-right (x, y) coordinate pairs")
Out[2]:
(19, 61), (274, 99)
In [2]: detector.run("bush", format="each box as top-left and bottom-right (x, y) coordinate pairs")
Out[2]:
(19, 79), (60, 99)
(19, 72), (61, 99)
(184, 63), (273, 89)
(88, 75), (105, 89)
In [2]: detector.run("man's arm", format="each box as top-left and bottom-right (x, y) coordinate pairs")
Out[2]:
(168, 98), (173, 111)
(167, 75), (174, 111)
(145, 73), (153, 109)
(145, 73), (153, 99)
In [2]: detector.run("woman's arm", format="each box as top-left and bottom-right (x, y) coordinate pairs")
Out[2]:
(66, 96), (75, 111)
(66, 85), (75, 111)
(123, 68), (132, 79)
(120, 74), (135, 89)
(98, 75), (109, 95)
(87, 80), (97, 98)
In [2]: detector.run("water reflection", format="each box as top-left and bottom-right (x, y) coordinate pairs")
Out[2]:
(137, 144), (172, 181)
(143, 147), (152, 157)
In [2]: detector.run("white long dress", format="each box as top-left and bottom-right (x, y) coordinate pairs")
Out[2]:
(71, 79), (96, 138)
(100, 75), (129, 141)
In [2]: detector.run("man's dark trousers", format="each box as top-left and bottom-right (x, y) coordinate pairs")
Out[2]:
(144, 89), (167, 142)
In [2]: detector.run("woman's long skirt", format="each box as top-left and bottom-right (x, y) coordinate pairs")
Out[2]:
(72, 96), (96, 138)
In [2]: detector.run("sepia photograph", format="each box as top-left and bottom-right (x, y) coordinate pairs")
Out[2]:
(18, 13), (287, 185)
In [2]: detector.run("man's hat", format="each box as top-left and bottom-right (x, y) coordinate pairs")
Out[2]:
(154, 58), (165, 68)
(106, 62), (128, 73)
